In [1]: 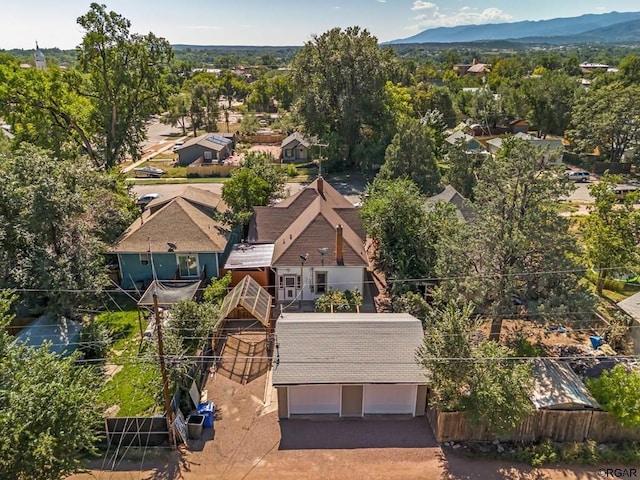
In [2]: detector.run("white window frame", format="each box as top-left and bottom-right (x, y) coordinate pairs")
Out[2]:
(204, 150), (213, 160)
(176, 254), (199, 278)
(139, 252), (149, 265)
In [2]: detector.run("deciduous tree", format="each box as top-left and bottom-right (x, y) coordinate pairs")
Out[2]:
(416, 300), (534, 434)
(567, 81), (640, 162)
(0, 144), (137, 314)
(292, 27), (389, 170)
(378, 117), (442, 196)
(0, 291), (103, 480)
(77, 3), (174, 169)
(582, 174), (640, 295)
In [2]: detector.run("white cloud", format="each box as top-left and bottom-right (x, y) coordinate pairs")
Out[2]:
(411, 1), (436, 11)
(377, 0), (387, 3)
(409, 5), (513, 29)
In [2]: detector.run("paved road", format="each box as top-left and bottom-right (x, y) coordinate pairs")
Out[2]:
(132, 180), (366, 206)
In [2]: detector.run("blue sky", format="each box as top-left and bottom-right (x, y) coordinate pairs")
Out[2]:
(2, 0), (640, 49)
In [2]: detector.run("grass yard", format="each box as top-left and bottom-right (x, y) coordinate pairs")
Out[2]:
(96, 309), (162, 417)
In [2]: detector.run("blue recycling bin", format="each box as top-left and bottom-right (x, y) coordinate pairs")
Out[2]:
(590, 336), (603, 349)
(197, 401), (215, 428)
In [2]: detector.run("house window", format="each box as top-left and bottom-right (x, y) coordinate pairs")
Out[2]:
(177, 254), (198, 277)
(296, 275), (301, 289)
(315, 271), (327, 294)
(139, 252), (149, 265)
(204, 151), (213, 160)
(278, 276), (284, 289)
(285, 149), (293, 158)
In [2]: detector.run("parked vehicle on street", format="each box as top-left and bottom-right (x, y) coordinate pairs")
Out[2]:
(133, 166), (165, 178)
(567, 170), (590, 183)
(136, 193), (161, 206)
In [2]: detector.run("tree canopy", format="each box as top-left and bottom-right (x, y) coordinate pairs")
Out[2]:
(292, 27), (389, 170)
(416, 300), (534, 434)
(378, 117), (442, 196)
(0, 291), (103, 480)
(567, 81), (640, 162)
(582, 174), (640, 295)
(0, 144), (136, 314)
(436, 138), (594, 339)
(222, 152), (287, 234)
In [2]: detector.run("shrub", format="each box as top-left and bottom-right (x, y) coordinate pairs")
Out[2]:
(78, 321), (112, 362)
(285, 163), (298, 177)
(315, 288), (363, 313)
(586, 364), (640, 427)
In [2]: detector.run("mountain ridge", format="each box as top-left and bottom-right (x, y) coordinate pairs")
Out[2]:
(388, 11), (640, 44)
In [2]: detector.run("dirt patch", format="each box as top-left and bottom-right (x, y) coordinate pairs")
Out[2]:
(103, 364), (123, 382)
(478, 319), (595, 353)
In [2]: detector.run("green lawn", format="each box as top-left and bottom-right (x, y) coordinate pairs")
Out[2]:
(96, 310), (163, 417)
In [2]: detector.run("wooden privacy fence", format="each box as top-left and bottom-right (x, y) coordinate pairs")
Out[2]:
(239, 133), (286, 144)
(428, 407), (640, 444)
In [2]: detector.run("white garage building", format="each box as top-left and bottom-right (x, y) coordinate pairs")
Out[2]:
(272, 312), (428, 418)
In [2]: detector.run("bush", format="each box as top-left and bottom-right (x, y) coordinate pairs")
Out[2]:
(586, 364), (640, 427)
(315, 289), (363, 313)
(78, 321), (112, 362)
(285, 163), (298, 177)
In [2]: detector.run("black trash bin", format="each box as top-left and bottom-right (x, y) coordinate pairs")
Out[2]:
(187, 414), (205, 439)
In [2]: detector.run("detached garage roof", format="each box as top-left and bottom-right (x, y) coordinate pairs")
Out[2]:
(272, 313), (426, 386)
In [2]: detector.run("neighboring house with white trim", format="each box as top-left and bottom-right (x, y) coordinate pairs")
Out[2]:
(110, 187), (233, 289)
(280, 132), (311, 163)
(229, 176), (368, 303)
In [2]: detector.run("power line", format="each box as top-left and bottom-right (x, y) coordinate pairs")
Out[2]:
(3, 264), (635, 294)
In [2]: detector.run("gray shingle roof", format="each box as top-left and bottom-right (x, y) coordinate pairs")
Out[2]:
(272, 313), (427, 386)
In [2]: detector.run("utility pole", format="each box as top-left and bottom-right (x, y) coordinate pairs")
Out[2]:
(153, 290), (176, 450)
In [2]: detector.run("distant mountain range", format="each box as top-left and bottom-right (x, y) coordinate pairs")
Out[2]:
(388, 11), (640, 45)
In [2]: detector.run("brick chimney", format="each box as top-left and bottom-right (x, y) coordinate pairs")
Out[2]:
(317, 175), (324, 196)
(335, 224), (344, 265)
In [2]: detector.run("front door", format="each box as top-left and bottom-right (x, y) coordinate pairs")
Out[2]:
(284, 275), (297, 300)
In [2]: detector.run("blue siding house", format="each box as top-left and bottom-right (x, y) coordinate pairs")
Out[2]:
(111, 187), (233, 289)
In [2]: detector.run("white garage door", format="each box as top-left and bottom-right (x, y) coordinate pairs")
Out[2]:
(363, 384), (417, 415)
(288, 385), (340, 415)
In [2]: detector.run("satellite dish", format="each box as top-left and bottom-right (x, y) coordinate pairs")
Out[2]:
(318, 247), (328, 256)
(167, 242), (177, 252)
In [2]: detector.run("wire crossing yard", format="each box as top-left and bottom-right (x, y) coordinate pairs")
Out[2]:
(96, 310), (163, 417)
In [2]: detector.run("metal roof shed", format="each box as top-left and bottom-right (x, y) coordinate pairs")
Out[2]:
(14, 314), (82, 357)
(530, 359), (601, 411)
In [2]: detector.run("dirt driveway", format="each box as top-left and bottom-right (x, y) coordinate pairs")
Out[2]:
(69, 370), (614, 480)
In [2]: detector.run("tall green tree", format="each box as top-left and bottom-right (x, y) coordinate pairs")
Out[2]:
(378, 117), (442, 196)
(0, 291), (103, 480)
(222, 152), (286, 234)
(0, 60), (92, 161)
(416, 300), (534, 434)
(360, 178), (458, 295)
(437, 138), (594, 339)
(76, 3), (173, 169)
(567, 81), (640, 162)
(443, 142), (481, 200)
(0, 144), (136, 314)
(582, 174), (640, 295)
(292, 27), (389, 170)
(511, 71), (578, 138)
